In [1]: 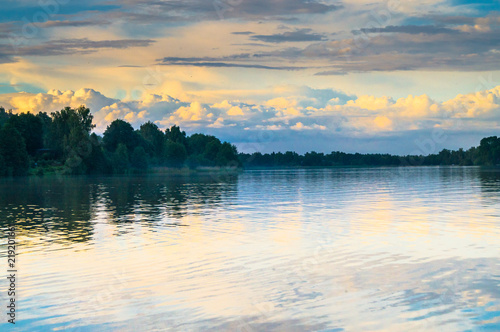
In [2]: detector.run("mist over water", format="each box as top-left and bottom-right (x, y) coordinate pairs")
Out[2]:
(1, 167), (499, 331)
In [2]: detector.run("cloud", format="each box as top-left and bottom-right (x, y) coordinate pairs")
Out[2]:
(38, 20), (110, 28)
(0, 88), (118, 114)
(158, 56), (306, 70)
(347, 95), (394, 111)
(232, 31), (255, 35)
(124, 0), (341, 20)
(227, 106), (244, 116)
(250, 28), (327, 43)
(358, 25), (459, 35)
(291, 122), (326, 130)
(0, 38), (155, 63)
(1, 85), (500, 154)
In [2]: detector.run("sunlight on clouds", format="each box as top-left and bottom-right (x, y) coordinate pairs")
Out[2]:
(393, 94), (437, 118)
(1, 84), (500, 140)
(227, 106), (245, 116)
(291, 122), (327, 131)
(443, 87), (500, 119)
(374, 116), (393, 130)
(347, 95), (393, 111)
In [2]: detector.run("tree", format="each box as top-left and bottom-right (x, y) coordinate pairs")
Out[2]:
(165, 125), (187, 146)
(0, 107), (12, 129)
(478, 136), (500, 165)
(139, 121), (164, 161)
(111, 143), (129, 174)
(164, 140), (187, 168)
(131, 146), (148, 171)
(36, 112), (52, 149)
(7, 112), (44, 155)
(0, 152), (5, 176)
(204, 139), (222, 162)
(50, 106), (95, 157)
(103, 119), (140, 153)
(215, 142), (240, 167)
(0, 124), (29, 176)
(84, 133), (111, 174)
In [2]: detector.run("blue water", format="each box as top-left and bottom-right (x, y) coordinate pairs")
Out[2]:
(0, 167), (499, 331)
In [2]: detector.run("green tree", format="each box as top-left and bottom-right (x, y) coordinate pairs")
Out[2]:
(0, 107), (12, 129)
(111, 143), (129, 174)
(215, 142), (240, 167)
(7, 112), (44, 155)
(478, 136), (500, 165)
(139, 121), (164, 161)
(50, 106), (95, 157)
(36, 112), (52, 149)
(103, 119), (140, 153)
(165, 125), (187, 146)
(0, 124), (29, 176)
(0, 152), (5, 176)
(164, 140), (187, 168)
(131, 146), (148, 171)
(84, 133), (111, 174)
(204, 139), (222, 162)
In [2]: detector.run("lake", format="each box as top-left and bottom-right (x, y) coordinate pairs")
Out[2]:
(1, 167), (499, 331)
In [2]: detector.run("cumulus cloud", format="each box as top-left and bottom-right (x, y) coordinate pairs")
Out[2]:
(291, 122), (326, 130)
(0, 88), (118, 114)
(1, 85), (500, 152)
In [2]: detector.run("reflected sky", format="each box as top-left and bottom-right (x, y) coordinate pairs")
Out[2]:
(0, 168), (499, 331)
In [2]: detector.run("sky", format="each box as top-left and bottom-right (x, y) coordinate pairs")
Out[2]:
(1, 0), (500, 154)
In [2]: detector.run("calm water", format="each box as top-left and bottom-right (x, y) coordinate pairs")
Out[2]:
(1, 167), (500, 331)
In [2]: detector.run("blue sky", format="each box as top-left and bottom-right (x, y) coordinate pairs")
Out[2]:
(1, 0), (500, 154)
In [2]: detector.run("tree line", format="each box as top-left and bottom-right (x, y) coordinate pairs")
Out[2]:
(239, 137), (500, 168)
(0, 106), (240, 176)
(1, 105), (500, 176)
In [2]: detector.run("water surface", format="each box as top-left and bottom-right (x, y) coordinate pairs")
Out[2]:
(1, 167), (499, 331)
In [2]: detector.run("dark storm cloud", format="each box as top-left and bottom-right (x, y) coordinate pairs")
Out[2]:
(250, 28), (327, 43)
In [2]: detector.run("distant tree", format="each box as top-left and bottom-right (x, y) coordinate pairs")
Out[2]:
(103, 119), (140, 153)
(0, 124), (29, 176)
(165, 125), (187, 146)
(131, 146), (148, 171)
(164, 140), (187, 168)
(7, 112), (44, 155)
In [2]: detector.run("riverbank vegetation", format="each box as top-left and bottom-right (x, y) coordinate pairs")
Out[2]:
(1, 105), (500, 176)
(0, 106), (240, 176)
(239, 138), (499, 168)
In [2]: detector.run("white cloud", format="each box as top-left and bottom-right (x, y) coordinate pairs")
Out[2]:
(1, 85), (500, 139)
